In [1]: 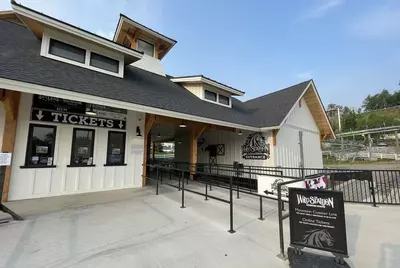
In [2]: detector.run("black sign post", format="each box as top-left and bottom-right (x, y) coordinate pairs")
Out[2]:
(289, 188), (348, 257)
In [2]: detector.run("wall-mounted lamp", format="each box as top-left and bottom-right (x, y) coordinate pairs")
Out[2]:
(136, 126), (142, 137)
(86, 104), (96, 116)
(179, 119), (186, 128)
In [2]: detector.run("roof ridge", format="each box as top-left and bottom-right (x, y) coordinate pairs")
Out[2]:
(245, 79), (312, 103)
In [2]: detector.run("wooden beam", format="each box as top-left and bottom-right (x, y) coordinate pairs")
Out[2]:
(142, 114), (155, 186)
(320, 133), (328, 142)
(189, 124), (207, 179)
(272, 129), (279, 146)
(1, 90), (21, 202)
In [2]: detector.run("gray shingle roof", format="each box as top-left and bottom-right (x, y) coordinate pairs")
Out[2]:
(244, 80), (312, 127)
(0, 19), (311, 129)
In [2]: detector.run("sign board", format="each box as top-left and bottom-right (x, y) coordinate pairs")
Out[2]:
(0, 153), (12, 166)
(289, 188), (348, 256)
(32, 95), (127, 120)
(241, 132), (270, 160)
(31, 109), (126, 130)
(257, 175), (305, 201)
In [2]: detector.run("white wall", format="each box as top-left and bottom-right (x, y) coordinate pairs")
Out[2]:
(197, 130), (274, 166)
(275, 98), (323, 170)
(8, 93), (145, 201)
(130, 54), (165, 76)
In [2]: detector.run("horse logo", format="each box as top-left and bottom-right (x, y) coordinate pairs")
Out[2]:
(242, 132), (270, 160)
(302, 229), (335, 248)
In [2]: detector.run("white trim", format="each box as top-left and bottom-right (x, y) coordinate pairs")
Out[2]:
(0, 77), (260, 132)
(260, 126), (280, 131)
(11, 3), (143, 62)
(41, 31), (124, 78)
(171, 76), (244, 96)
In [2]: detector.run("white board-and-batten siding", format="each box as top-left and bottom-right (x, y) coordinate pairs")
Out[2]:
(275, 98), (323, 170)
(196, 130), (274, 167)
(7, 93), (145, 201)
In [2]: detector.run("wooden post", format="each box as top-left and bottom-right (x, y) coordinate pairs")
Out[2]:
(1, 90), (21, 202)
(189, 124), (207, 179)
(272, 129), (279, 146)
(142, 114), (155, 186)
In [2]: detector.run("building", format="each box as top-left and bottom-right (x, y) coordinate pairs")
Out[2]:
(0, 2), (334, 202)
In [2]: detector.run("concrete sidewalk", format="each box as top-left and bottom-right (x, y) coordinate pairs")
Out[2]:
(0, 181), (399, 267)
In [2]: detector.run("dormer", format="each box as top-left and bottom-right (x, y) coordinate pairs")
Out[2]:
(113, 14), (176, 76)
(11, 1), (143, 78)
(171, 75), (245, 108)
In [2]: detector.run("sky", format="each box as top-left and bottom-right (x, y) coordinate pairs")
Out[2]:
(1, 0), (399, 108)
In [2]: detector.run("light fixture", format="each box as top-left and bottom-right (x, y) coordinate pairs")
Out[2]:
(179, 119), (186, 128)
(157, 132), (160, 138)
(86, 104), (96, 116)
(136, 126), (142, 137)
(178, 140), (182, 144)
(238, 130), (243, 136)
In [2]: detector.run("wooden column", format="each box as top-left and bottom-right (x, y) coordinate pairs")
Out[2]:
(142, 114), (155, 186)
(1, 90), (21, 202)
(189, 124), (207, 179)
(272, 129), (280, 146)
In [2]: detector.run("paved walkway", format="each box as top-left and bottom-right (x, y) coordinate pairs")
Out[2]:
(0, 181), (399, 268)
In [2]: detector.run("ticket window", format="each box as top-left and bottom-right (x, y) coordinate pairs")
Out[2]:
(24, 124), (57, 167)
(69, 128), (95, 166)
(105, 131), (126, 166)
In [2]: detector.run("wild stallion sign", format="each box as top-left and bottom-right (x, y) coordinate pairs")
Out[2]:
(241, 132), (270, 160)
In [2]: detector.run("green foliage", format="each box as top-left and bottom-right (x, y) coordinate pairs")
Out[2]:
(328, 89), (400, 133)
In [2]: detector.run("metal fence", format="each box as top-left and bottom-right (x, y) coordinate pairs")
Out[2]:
(148, 160), (400, 206)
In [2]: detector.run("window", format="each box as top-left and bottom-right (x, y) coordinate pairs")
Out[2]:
(204, 90), (217, 102)
(106, 131), (126, 165)
(49, 39), (85, 63)
(137, 39), (154, 57)
(25, 124), (57, 167)
(219, 95), (230, 106)
(90, 52), (119, 73)
(70, 128), (95, 166)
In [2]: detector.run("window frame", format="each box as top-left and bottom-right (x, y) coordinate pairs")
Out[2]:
(23, 124), (57, 168)
(137, 38), (155, 57)
(203, 89), (232, 107)
(204, 89), (218, 102)
(90, 52), (120, 74)
(40, 29), (124, 78)
(105, 131), (127, 166)
(48, 39), (86, 64)
(68, 128), (96, 167)
(218, 94), (230, 106)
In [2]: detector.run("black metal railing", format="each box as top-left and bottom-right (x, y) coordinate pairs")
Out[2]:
(148, 161), (400, 205)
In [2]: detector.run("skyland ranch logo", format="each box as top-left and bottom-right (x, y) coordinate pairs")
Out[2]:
(297, 194), (334, 208)
(242, 132), (270, 160)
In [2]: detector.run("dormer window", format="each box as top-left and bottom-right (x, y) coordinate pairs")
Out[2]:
(49, 39), (85, 63)
(137, 39), (154, 57)
(90, 52), (119, 73)
(203, 89), (231, 107)
(219, 95), (230, 106)
(205, 90), (217, 102)
(41, 28), (125, 78)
